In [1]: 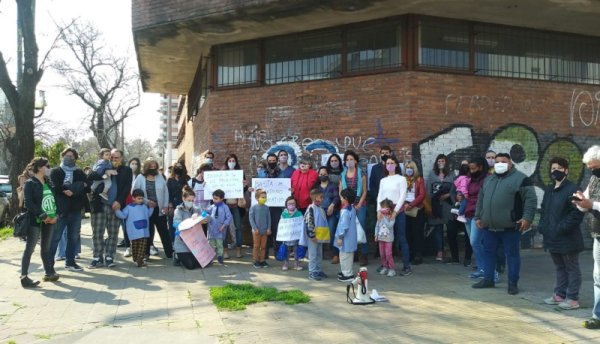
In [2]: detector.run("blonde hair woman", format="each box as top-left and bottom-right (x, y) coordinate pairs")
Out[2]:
(404, 160), (426, 265)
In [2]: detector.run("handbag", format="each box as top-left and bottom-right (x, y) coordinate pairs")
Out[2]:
(356, 218), (366, 244)
(12, 211), (29, 238)
(405, 206), (419, 218)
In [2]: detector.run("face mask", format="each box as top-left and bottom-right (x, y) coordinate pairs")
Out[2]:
(592, 169), (600, 178)
(258, 198), (267, 205)
(346, 161), (356, 168)
(267, 162), (277, 169)
(550, 170), (566, 181)
(184, 201), (194, 208)
(487, 159), (495, 167)
(406, 168), (414, 177)
(174, 167), (183, 174)
(330, 161), (340, 169)
(62, 156), (76, 167)
(287, 204), (296, 212)
(279, 156), (288, 164)
(380, 208), (390, 215)
(313, 200), (322, 206)
(470, 170), (482, 178)
(386, 164), (396, 172)
(381, 155), (390, 163)
(147, 168), (158, 176)
(319, 175), (329, 182)
(45, 168), (51, 177)
(205, 158), (213, 165)
(494, 162), (509, 175)
(228, 162), (236, 170)
(437, 163), (445, 170)
(112, 161), (121, 168)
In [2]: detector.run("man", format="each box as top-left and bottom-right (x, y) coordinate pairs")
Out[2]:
(473, 153), (537, 295)
(49, 148), (89, 272)
(367, 146), (392, 264)
(572, 145), (600, 329)
(265, 153), (284, 258)
(88, 149), (133, 268)
(277, 150), (295, 178)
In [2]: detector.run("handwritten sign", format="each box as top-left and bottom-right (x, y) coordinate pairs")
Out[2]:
(204, 170), (244, 199)
(251, 178), (291, 207)
(276, 216), (305, 242)
(178, 221), (215, 268)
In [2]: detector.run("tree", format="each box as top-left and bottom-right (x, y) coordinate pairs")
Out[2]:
(53, 20), (140, 149)
(0, 0), (44, 214)
(125, 137), (157, 162)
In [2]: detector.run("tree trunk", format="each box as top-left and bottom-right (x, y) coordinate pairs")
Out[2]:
(95, 110), (111, 148)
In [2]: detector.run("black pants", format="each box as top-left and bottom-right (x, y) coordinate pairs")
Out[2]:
(406, 210), (426, 260)
(147, 207), (173, 258)
(266, 207), (283, 257)
(22, 223), (54, 276)
(177, 252), (201, 270)
(447, 219), (473, 263)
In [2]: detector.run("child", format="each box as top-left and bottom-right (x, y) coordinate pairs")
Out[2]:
(115, 189), (154, 267)
(172, 186), (203, 269)
(249, 189), (271, 268)
(280, 196), (303, 271)
(305, 188), (329, 281)
(375, 199), (396, 277)
(90, 148), (117, 201)
(452, 163), (470, 223)
(206, 189), (232, 265)
(335, 188), (358, 282)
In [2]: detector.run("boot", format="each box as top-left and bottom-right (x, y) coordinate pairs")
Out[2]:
(20, 276), (40, 288)
(236, 247), (242, 258)
(331, 255), (339, 264)
(223, 248), (230, 259)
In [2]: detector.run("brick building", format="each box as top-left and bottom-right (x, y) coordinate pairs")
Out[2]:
(132, 1), (600, 235)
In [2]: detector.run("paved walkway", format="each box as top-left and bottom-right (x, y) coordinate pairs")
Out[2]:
(1, 220), (599, 343)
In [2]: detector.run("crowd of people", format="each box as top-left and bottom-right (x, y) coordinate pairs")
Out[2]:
(16, 144), (600, 330)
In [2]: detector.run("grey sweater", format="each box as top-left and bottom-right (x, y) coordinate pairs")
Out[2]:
(249, 204), (271, 235)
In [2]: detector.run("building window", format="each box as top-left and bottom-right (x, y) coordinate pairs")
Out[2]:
(418, 18), (469, 70)
(474, 25), (600, 84)
(265, 31), (342, 84)
(216, 43), (258, 87)
(346, 22), (402, 72)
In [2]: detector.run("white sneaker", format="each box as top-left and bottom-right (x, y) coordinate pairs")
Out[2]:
(150, 246), (159, 256)
(450, 208), (460, 215)
(124, 248), (132, 257)
(387, 269), (397, 277)
(379, 268), (389, 275)
(457, 215), (467, 223)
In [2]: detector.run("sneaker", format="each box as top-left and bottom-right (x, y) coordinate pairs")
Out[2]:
(337, 272), (344, 278)
(124, 248), (132, 257)
(43, 274), (60, 282)
(217, 256), (224, 265)
(450, 208), (460, 215)
(456, 215), (467, 223)
(261, 261), (270, 268)
(88, 259), (103, 269)
(379, 268), (389, 275)
(508, 282), (519, 295)
(469, 270), (485, 279)
(558, 299), (580, 310)
(400, 267), (412, 276)
(583, 318), (600, 329)
(75, 254), (81, 260)
(544, 294), (565, 305)
(117, 240), (128, 248)
(143, 255), (149, 262)
(293, 262), (303, 271)
(435, 252), (443, 261)
(494, 270), (500, 283)
(20, 276), (40, 288)
(337, 274), (354, 282)
(65, 263), (84, 272)
(376, 265), (385, 273)
(282, 262), (289, 271)
(252, 261), (261, 269)
(149, 246), (159, 256)
(105, 257), (116, 268)
(463, 259), (471, 267)
(308, 273), (322, 281)
(55, 256), (65, 261)
(444, 258), (460, 265)
(472, 279), (495, 288)
(318, 271), (328, 278)
(387, 269), (397, 277)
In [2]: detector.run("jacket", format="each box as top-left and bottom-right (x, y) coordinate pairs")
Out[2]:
(88, 164), (133, 211)
(206, 202), (232, 240)
(539, 180), (584, 253)
(464, 174), (486, 218)
(167, 177), (189, 207)
(115, 203), (154, 241)
(132, 174), (169, 215)
(172, 203), (201, 253)
(368, 163), (385, 201)
(475, 168), (537, 230)
(50, 167), (89, 215)
(335, 205), (358, 252)
(23, 176), (53, 226)
(406, 176), (426, 208)
(291, 169), (318, 209)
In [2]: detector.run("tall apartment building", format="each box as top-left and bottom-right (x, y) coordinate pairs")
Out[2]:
(158, 93), (180, 170)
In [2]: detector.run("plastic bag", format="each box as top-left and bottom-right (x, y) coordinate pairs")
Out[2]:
(356, 218), (366, 244)
(276, 243), (288, 261)
(296, 245), (307, 259)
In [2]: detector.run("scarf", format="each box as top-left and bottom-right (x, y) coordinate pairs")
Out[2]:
(60, 163), (77, 185)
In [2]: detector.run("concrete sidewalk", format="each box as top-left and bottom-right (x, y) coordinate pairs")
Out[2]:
(1, 220), (599, 344)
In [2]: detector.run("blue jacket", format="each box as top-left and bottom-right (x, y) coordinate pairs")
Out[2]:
(206, 202), (232, 240)
(115, 204), (154, 241)
(335, 205), (358, 253)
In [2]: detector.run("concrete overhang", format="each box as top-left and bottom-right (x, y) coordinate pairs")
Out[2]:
(133, 0), (600, 94)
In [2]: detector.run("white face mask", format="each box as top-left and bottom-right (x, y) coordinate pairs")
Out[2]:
(183, 201), (194, 208)
(486, 158), (495, 167)
(494, 162), (509, 174)
(227, 162), (236, 170)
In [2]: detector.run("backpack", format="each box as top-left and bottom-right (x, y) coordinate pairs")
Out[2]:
(12, 211), (29, 238)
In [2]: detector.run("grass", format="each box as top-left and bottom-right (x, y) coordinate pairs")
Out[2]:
(209, 283), (310, 311)
(0, 226), (12, 240)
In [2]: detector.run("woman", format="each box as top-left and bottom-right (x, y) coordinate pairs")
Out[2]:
(465, 157), (490, 278)
(167, 161), (190, 240)
(404, 160), (426, 265)
(21, 157), (58, 288)
(377, 156), (410, 275)
(326, 153), (343, 185)
(339, 150), (368, 265)
(426, 154), (455, 261)
(446, 159), (473, 265)
(129, 157), (142, 179)
(133, 158), (172, 259)
(315, 167), (341, 264)
(223, 154), (248, 258)
(290, 156), (318, 213)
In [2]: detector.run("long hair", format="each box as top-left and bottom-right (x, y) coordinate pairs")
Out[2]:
(433, 154), (450, 176)
(224, 154), (241, 170)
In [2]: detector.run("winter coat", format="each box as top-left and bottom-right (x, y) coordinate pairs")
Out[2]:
(49, 167), (89, 215)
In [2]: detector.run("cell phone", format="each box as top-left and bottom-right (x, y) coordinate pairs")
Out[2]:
(569, 196), (582, 202)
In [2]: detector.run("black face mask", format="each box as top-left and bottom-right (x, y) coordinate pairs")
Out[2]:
(593, 169), (600, 178)
(174, 167), (183, 175)
(470, 170), (482, 179)
(267, 162), (277, 170)
(319, 175), (329, 182)
(147, 168), (158, 176)
(551, 170), (566, 182)
(381, 155), (390, 163)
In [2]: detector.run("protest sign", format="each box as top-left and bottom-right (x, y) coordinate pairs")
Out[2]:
(251, 178), (291, 207)
(204, 170), (244, 199)
(178, 219), (215, 268)
(276, 216), (305, 242)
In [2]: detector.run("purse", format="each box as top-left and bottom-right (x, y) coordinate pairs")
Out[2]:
(13, 211), (29, 238)
(405, 206), (419, 218)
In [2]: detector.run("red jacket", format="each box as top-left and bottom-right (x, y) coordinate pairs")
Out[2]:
(291, 169), (318, 209)
(407, 176), (426, 209)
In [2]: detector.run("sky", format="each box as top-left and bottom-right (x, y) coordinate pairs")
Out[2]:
(0, 0), (161, 144)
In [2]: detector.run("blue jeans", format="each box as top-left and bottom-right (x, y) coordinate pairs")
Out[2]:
(593, 238), (600, 319)
(482, 230), (521, 283)
(328, 211), (340, 256)
(466, 218), (485, 270)
(356, 204), (368, 255)
(55, 226), (81, 259)
(50, 211), (82, 266)
(228, 206), (242, 247)
(458, 199), (467, 216)
(433, 224), (444, 252)
(307, 240), (323, 274)
(394, 211), (410, 269)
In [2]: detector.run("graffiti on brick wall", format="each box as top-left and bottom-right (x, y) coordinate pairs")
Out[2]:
(570, 89), (600, 128)
(444, 94), (538, 116)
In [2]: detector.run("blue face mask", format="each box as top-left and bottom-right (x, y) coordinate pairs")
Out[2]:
(406, 168), (414, 177)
